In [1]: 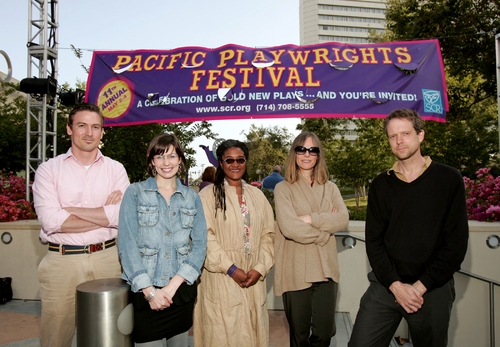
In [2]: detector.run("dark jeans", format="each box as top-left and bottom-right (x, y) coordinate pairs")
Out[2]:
(283, 279), (338, 347)
(349, 272), (455, 347)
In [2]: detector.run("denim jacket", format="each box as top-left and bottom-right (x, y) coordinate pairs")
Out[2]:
(118, 177), (207, 292)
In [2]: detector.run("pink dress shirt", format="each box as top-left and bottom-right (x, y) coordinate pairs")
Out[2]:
(32, 148), (130, 245)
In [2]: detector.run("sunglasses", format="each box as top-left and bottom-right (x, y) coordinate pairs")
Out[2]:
(294, 146), (320, 156)
(222, 157), (247, 165)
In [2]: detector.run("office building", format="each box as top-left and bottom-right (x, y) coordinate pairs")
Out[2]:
(299, 0), (387, 142)
(300, 0), (387, 45)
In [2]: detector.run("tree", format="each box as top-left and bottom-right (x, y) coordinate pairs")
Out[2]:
(372, 0), (500, 177)
(345, 118), (394, 204)
(0, 77), (217, 182)
(300, 118), (393, 206)
(384, 0), (500, 99)
(0, 80), (84, 174)
(55, 82), (218, 183)
(0, 81), (27, 173)
(101, 121), (217, 183)
(297, 118), (352, 142)
(98, 123), (165, 183)
(242, 124), (293, 181)
(422, 92), (499, 178)
(354, 118), (394, 173)
(325, 139), (370, 204)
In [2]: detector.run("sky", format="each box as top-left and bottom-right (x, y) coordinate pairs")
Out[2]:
(1, 0), (302, 176)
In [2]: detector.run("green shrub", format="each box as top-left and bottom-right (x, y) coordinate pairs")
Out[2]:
(262, 188), (276, 217)
(347, 205), (367, 221)
(339, 187), (355, 196)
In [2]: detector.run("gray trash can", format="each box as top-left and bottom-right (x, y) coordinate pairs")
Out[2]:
(76, 278), (133, 347)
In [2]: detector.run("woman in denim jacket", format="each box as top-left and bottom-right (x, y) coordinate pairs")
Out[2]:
(118, 133), (207, 347)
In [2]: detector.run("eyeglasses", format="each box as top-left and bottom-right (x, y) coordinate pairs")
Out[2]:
(154, 153), (179, 161)
(222, 157), (247, 165)
(294, 146), (320, 156)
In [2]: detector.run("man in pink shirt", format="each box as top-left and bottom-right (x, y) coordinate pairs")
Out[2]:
(32, 103), (130, 347)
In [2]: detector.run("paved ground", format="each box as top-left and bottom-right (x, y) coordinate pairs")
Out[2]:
(0, 300), (362, 347)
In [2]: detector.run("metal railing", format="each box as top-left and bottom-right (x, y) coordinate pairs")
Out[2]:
(335, 232), (499, 347)
(456, 269), (499, 347)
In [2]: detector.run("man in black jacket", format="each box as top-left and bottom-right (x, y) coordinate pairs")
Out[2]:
(348, 109), (469, 347)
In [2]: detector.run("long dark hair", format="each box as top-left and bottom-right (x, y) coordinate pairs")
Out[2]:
(213, 139), (249, 219)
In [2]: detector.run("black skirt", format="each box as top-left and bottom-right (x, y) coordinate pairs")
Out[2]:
(132, 281), (197, 343)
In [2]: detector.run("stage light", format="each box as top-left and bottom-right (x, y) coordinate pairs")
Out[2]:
(20, 76), (57, 96)
(59, 89), (85, 106)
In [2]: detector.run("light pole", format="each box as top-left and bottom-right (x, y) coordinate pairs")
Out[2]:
(496, 33), (500, 152)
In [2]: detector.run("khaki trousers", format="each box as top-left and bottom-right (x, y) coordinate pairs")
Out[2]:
(38, 246), (121, 347)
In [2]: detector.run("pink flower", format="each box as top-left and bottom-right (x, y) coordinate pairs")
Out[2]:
(464, 168), (500, 222)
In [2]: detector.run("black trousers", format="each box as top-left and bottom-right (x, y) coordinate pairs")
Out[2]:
(282, 279), (338, 347)
(348, 272), (455, 347)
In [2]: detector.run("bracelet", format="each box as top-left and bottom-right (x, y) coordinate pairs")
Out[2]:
(227, 264), (237, 277)
(145, 287), (157, 302)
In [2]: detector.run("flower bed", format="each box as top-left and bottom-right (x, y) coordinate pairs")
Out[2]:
(464, 168), (500, 222)
(0, 172), (36, 222)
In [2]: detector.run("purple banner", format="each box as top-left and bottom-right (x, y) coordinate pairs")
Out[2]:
(85, 40), (448, 126)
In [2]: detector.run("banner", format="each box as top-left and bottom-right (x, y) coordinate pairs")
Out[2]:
(85, 40), (448, 126)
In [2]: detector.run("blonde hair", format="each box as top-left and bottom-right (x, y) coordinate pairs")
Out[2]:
(284, 132), (329, 184)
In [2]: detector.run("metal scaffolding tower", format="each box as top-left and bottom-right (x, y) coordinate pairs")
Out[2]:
(25, 0), (58, 200)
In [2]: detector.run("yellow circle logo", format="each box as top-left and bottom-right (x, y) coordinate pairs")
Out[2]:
(97, 80), (132, 119)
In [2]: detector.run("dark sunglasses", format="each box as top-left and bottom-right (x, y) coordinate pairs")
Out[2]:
(222, 157), (247, 165)
(294, 146), (320, 156)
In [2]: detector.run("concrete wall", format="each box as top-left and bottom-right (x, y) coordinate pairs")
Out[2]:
(448, 221), (500, 347)
(0, 220), (46, 300)
(1, 220), (499, 346)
